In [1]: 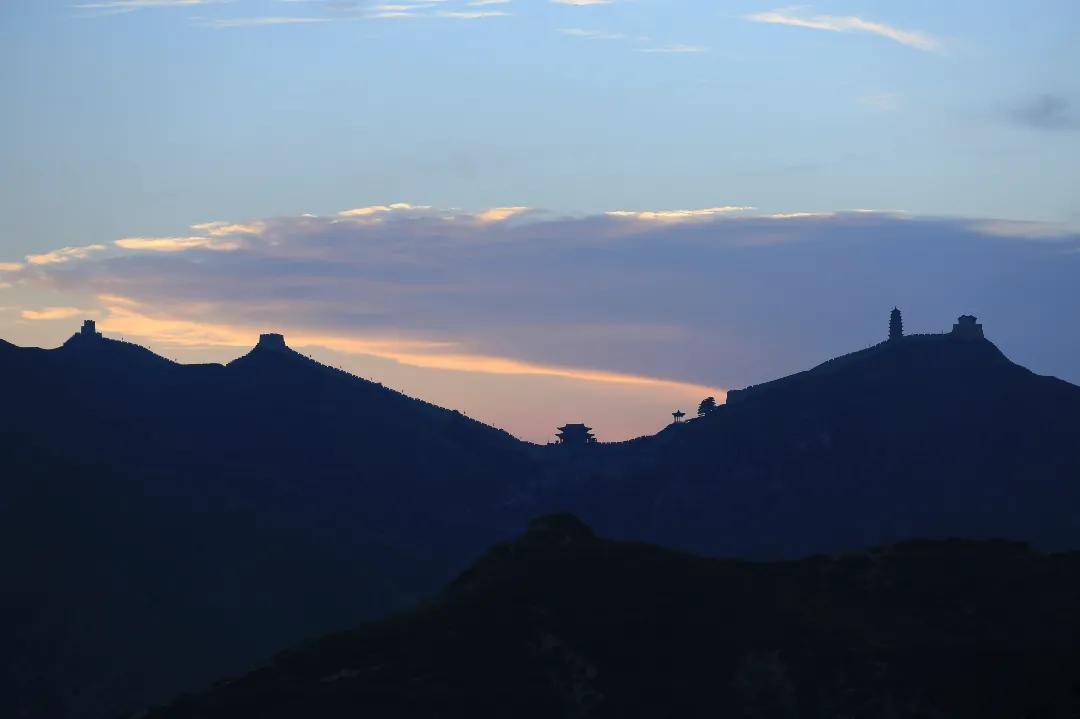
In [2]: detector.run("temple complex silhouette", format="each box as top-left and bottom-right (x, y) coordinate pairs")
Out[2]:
(556, 423), (596, 447)
(952, 314), (984, 340)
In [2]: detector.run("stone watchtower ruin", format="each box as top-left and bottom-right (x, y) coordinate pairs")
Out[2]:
(255, 333), (288, 352)
(78, 319), (103, 341)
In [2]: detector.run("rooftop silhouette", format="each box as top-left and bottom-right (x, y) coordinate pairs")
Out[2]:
(255, 332), (289, 352)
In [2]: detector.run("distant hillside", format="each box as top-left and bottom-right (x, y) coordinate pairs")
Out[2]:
(145, 514), (1080, 719)
(529, 316), (1080, 558)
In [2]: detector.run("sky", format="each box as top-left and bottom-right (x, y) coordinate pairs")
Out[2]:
(0, 1), (1078, 441)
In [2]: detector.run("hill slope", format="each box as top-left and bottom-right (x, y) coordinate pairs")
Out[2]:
(531, 324), (1080, 557)
(0, 328), (536, 718)
(0, 328), (532, 546)
(146, 515), (1080, 719)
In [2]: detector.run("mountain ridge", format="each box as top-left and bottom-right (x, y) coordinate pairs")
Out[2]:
(3, 313), (1080, 718)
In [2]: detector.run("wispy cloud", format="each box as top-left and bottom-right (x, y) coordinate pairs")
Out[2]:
(475, 206), (532, 223)
(607, 206), (753, 221)
(96, 300), (719, 398)
(1007, 94), (1080, 132)
(558, 26), (702, 54)
(196, 15), (334, 28)
(436, 10), (509, 19)
(21, 307), (94, 321)
(338, 202), (432, 218)
(114, 236), (244, 251)
(365, 0), (511, 20)
(971, 219), (1077, 240)
(745, 8), (941, 52)
(191, 221), (267, 236)
(74, 0), (230, 14)
(551, 0), (613, 5)
(558, 27), (625, 40)
(636, 44), (708, 54)
(25, 244), (107, 266)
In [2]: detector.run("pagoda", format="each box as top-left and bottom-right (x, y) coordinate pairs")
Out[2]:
(889, 307), (903, 341)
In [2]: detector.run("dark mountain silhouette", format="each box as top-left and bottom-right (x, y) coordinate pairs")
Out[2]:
(1, 326), (530, 549)
(530, 317), (1080, 558)
(4, 313), (1080, 717)
(0, 325), (536, 718)
(144, 515), (1080, 719)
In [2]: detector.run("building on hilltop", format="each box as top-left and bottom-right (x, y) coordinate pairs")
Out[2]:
(725, 310), (994, 407)
(951, 315), (984, 340)
(889, 307), (904, 341)
(79, 319), (102, 340)
(557, 423), (596, 447)
(256, 333), (288, 352)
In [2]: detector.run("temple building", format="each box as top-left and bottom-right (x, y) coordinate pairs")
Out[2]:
(951, 315), (984, 340)
(557, 423), (596, 447)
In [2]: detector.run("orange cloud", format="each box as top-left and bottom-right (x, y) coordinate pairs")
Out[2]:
(606, 206), (754, 221)
(190, 221), (266, 236)
(475, 206), (531, 223)
(114, 236), (243, 252)
(338, 203), (426, 218)
(26, 244), (107, 265)
(96, 302), (725, 400)
(21, 306), (94, 321)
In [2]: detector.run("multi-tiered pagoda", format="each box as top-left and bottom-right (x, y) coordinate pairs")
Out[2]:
(889, 307), (904, 341)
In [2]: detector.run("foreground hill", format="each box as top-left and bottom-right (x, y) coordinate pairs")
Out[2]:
(534, 317), (1080, 557)
(147, 515), (1080, 719)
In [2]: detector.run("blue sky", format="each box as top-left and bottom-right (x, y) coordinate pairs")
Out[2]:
(1, 1), (1078, 440)
(3, 0), (1079, 249)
